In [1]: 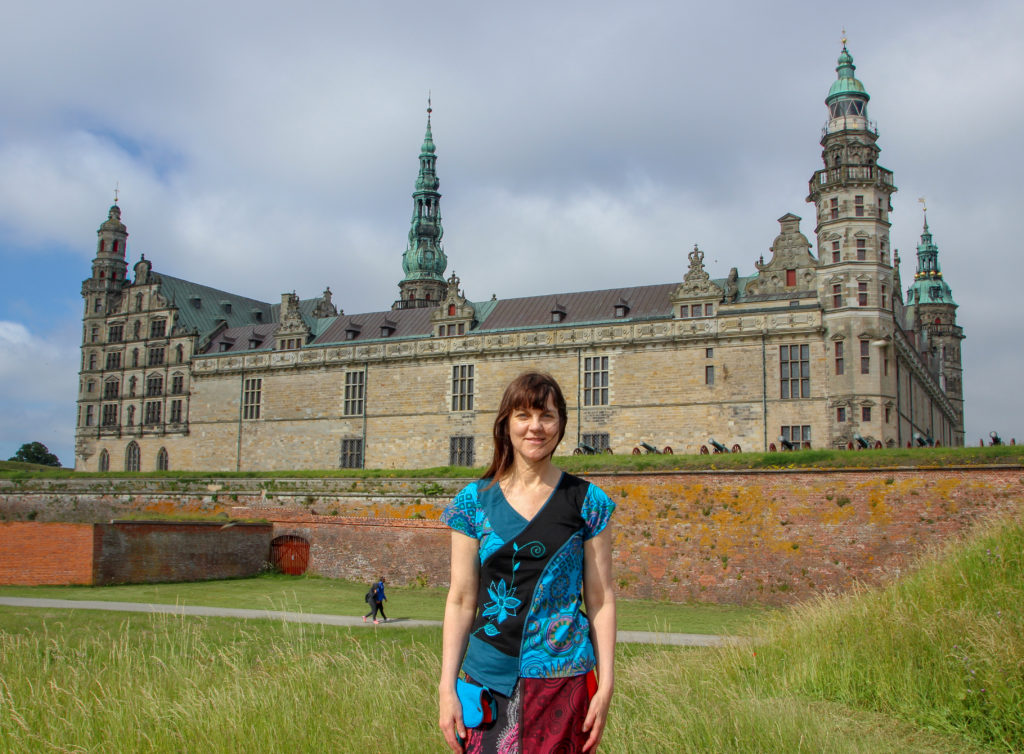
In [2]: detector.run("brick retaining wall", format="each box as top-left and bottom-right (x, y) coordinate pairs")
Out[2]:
(0, 522), (95, 585)
(1, 469), (1021, 603)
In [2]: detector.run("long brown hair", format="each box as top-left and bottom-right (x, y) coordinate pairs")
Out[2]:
(482, 372), (568, 482)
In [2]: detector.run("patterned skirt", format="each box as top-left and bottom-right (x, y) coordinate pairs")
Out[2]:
(463, 671), (596, 754)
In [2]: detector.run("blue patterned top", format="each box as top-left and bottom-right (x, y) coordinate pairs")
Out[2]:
(440, 473), (615, 695)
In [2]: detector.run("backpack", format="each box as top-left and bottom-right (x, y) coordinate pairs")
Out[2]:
(365, 586), (374, 604)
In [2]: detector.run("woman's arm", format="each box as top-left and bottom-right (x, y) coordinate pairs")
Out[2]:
(439, 531), (480, 752)
(581, 526), (616, 752)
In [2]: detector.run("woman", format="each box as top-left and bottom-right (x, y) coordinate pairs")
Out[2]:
(438, 372), (616, 753)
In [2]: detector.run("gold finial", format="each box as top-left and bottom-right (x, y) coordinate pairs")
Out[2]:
(841, 28), (847, 47)
(113, 181), (120, 205)
(427, 91), (432, 116)
(918, 196), (927, 212)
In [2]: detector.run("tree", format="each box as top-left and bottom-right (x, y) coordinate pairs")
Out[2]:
(8, 441), (61, 467)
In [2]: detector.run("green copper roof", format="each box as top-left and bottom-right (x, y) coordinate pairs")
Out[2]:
(906, 216), (956, 307)
(401, 104), (447, 283)
(827, 45), (870, 104)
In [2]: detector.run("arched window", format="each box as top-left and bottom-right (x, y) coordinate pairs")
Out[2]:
(98, 449), (110, 471)
(125, 441), (140, 471)
(156, 447), (169, 471)
(176, 344), (184, 363)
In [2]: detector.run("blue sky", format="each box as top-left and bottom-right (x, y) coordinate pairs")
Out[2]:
(1, 0), (1021, 465)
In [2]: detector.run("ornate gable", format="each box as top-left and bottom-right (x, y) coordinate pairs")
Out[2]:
(670, 245), (724, 317)
(745, 214), (818, 296)
(430, 272), (476, 336)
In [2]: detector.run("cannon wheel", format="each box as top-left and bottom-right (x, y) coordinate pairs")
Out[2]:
(909, 441), (914, 448)
(731, 444), (741, 453)
(604, 447), (613, 454)
(768, 442), (777, 452)
(803, 442), (812, 450)
(632, 447), (641, 455)
(573, 447), (582, 455)
(847, 441), (855, 450)
(700, 445), (709, 455)
(874, 440), (883, 449)
(713, 446), (723, 454)
(663, 446), (673, 455)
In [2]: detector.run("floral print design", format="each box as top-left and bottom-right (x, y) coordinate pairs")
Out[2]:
(483, 579), (522, 624)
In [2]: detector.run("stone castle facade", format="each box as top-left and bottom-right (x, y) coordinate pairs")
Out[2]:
(75, 46), (965, 472)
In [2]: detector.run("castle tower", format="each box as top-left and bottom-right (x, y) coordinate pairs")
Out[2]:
(808, 41), (898, 446)
(394, 101), (448, 309)
(82, 203), (130, 314)
(905, 212), (964, 438)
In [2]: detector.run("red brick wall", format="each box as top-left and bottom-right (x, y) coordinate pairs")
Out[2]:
(93, 522), (274, 585)
(0, 522), (95, 585)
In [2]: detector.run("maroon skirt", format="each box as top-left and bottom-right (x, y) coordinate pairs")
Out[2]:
(463, 671), (596, 754)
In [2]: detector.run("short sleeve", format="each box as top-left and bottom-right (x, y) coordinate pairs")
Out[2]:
(581, 484), (616, 540)
(441, 482), (480, 538)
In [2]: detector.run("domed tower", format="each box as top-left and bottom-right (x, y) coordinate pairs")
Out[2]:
(808, 41), (898, 446)
(905, 211), (964, 435)
(82, 203), (130, 312)
(394, 101), (448, 309)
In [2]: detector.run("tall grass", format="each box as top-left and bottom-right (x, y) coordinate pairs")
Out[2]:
(1, 516), (1020, 752)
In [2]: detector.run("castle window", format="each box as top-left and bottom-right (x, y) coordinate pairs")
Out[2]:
(171, 374), (185, 394)
(582, 433), (610, 452)
(242, 378), (262, 420)
(583, 356), (609, 406)
(157, 447), (169, 471)
(706, 348), (714, 358)
(98, 449), (109, 472)
(705, 365), (715, 385)
(112, 240), (119, 253)
(150, 320), (166, 338)
(830, 198), (838, 220)
(132, 349), (140, 367)
(449, 436), (475, 467)
(858, 282), (868, 306)
(94, 298), (103, 313)
(781, 425), (811, 448)
(614, 303), (629, 318)
(108, 324), (123, 342)
(84, 405), (94, 426)
(101, 404), (118, 427)
(780, 344), (809, 399)
(144, 401), (161, 425)
(340, 438), (363, 469)
(91, 326), (99, 343)
(552, 310), (564, 323)
(835, 342), (844, 375)
(854, 195), (864, 217)
(704, 303), (713, 316)
(836, 407), (846, 423)
(832, 240), (840, 263)
(135, 294), (143, 312)
(127, 405), (135, 425)
(148, 347), (165, 366)
(458, 323), (465, 335)
(134, 321), (141, 338)
(885, 406), (891, 423)
(104, 379), (120, 399)
(170, 400), (183, 424)
(87, 380), (95, 393)
(857, 239), (866, 261)
(125, 441), (140, 472)
(860, 340), (870, 374)
(832, 284), (843, 308)
(786, 269), (796, 287)
(449, 304), (456, 316)
(89, 353), (98, 370)
(881, 285), (888, 310)
(344, 370), (365, 416)
(451, 365), (474, 412)
(862, 406), (872, 422)
(129, 376), (137, 396)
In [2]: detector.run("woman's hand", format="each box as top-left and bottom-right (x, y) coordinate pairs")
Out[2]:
(438, 686), (466, 752)
(582, 684), (612, 751)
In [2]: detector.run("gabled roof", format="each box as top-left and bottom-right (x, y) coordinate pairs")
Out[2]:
(313, 306), (436, 345)
(154, 274), (273, 336)
(476, 284), (679, 330)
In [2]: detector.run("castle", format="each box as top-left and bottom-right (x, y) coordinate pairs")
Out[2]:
(75, 45), (965, 472)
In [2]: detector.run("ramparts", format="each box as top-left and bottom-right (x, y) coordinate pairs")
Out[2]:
(1, 468), (1021, 604)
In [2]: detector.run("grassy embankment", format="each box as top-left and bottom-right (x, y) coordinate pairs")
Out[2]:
(1, 444), (1021, 480)
(1, 515), (1020, 752)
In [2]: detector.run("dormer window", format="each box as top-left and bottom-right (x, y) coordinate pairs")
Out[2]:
(345, 325), (361, 341)
(380, 319), (397, 337)
(552, 311), (564, 323)
(221, 301), (232, 314)
(248, 339), (262, 349)
(252, 310), (263, 322)
(190, 297), (202, 309)
(614, 299), (630, 318)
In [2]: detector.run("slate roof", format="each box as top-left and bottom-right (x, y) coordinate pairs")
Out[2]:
(313, 306), (436, 345)
(155, 274), (273, 335)
(477, 283), (679, 330)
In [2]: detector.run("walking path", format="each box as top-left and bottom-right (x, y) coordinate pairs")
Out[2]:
(0, 597), (727, 646)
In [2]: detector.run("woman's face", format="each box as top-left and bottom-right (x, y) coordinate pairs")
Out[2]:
(507, 393), (562, 465)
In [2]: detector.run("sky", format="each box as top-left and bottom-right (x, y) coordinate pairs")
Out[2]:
(0, 0), (1020, 466)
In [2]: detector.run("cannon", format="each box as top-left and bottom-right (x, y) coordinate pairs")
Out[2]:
(990, 431), (1003, 446)
(853, 433), (870, 449)
(632, 441), (673, 455)
(708, 438), (729, 454)
(913, 432), (935, 447)
(573, 443), (599, 455)
(778, 435), (795, 451)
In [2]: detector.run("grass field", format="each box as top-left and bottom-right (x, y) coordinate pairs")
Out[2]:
(1, 514), (1020, 752)
(0, 576), (767, 635)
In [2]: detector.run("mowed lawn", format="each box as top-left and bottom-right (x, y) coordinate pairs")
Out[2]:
(0, 574), (767, 635)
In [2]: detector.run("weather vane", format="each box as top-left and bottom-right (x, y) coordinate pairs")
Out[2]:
(113, 181), (119, 205)
(841, 28), (847, 47)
